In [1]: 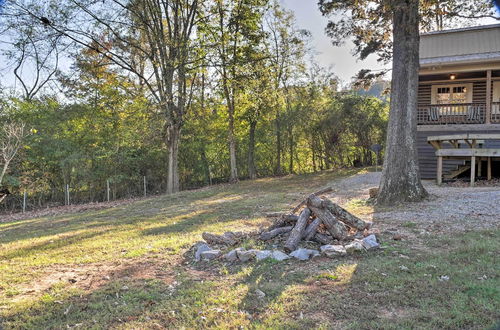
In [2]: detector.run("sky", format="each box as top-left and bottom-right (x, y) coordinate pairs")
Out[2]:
(280, 0), (385, 85)
(1, 1), (499, 91)
(280, 0), (500, 86)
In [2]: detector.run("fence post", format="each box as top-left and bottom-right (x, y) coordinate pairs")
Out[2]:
(66, 184), (70, 205)
(106, 180), (110, 202)
(23, 191), (27, 213)
(143, 176), (147, 197)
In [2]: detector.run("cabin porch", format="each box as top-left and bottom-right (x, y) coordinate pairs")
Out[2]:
(416, 69), (500, 180)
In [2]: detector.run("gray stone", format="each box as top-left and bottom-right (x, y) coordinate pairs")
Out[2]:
(201, 250), (221, 260)
(399, 265), (410, 272)
(237, 249), (257, 262)
(438, 275), (449, 281)
(255, 289), (266, 299)
(224, 248), (243, 262)
(320, 244), (347, 257)
(271, 250), (290, 261)
(194, 242), (211, 261)
(255, 250), (272, 261)
(362, 234), (380, 250)
(290, 248), (320, 261)
(345, 240), (365, 253)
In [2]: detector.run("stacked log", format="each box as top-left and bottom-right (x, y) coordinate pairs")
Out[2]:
(260, 188), (371, 252)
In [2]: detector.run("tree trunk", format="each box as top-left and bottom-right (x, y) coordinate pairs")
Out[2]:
(248, 120), (257, 180)
(201, 145), (212, 185)
(166, 123), (180, 194)
(275, 113), (283, 175)
(288, 126), (294, 174)
(377, 0), (427, 205)
(228, 103), (239, 183)
(0, 162), (9, 187)
(311, 139), (317, 172)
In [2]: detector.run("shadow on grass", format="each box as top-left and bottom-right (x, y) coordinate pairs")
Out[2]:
(2, 229), (499, 329)
(0, 230), (107, 260)
(0, 168), (364, 247)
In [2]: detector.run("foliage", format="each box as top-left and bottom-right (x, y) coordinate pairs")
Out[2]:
(0, 1), (389, 212)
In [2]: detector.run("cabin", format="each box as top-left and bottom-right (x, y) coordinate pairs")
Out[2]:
(417, 24), (500, 183)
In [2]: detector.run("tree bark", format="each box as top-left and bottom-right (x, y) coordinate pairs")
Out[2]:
(307, 195), (347, 240)
(288, 126), (294, 173)
(275, 113), (283, 175)
(248, 120), (257, 179)
(313, 233), (332, 245)
(228, 103), (239, 183)
(166, 123), (180, 194)
(322, 199), (369, 230)
(377, 0), (427, 205)
(284, 207), (311, 252)
(260, 226), (293, 240)
(303, 217), (321, 241)
(201, 145), (212, 186)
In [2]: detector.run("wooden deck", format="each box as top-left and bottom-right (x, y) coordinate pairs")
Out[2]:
(428, 134), (500, 186)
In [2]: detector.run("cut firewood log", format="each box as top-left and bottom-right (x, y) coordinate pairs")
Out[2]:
(303, 217), (321, 241)
(259, 226), (293, 240)
(284, 207), (311, 252)
(307, 195), (347, 240)
(314, 233), (333, 245)
(291, 187), (333, 214)
(322, 199), (369, 230)
(267, 214), (299, 231)
(265, 212), (286, 218)
(202, 232), (240, 246)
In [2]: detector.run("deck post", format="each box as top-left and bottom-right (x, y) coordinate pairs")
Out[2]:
(486, 70), (492, 124)
(487, 157), (492, 181)
(470, 156), (476, 187)
(437, 156), (443, 185)
(478, 159), (482, 177)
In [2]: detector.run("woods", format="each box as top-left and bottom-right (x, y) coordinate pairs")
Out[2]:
(0, 0), (388, 212)
(1, 0), (497, 211)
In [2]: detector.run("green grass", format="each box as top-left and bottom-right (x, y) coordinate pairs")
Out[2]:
(1, 168), (499, 329)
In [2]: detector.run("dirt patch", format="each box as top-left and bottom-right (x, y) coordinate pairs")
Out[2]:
(11, 257), (177, 303)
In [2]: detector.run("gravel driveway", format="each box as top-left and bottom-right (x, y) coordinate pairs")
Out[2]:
(327, 171), (500, 233)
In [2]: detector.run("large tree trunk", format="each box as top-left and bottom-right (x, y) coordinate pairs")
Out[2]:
(377, 0), (427, 205)
(248, 120), (257, 180)
(166, 123), (180, 194)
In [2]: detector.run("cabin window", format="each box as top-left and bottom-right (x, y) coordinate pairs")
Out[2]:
(431, 83), (473, 105)
(430, 83), (473, 116)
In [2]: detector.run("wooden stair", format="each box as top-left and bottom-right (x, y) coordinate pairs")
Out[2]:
(444, 164), (471, 180)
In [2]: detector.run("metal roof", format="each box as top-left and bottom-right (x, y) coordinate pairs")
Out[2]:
(420, 23), (500, 36)
(420, 24), (500, 66)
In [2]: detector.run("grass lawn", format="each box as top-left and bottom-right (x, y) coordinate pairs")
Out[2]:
(1, 168), (499, 329)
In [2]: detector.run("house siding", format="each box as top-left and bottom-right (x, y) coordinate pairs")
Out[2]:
(417, 129), (500, 179)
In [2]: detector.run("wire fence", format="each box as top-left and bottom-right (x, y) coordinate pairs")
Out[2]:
(0, 175), (168, 215)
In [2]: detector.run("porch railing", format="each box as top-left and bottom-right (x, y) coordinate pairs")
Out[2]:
(492, 102), (500, 124)
(417, 103), (485, 125)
